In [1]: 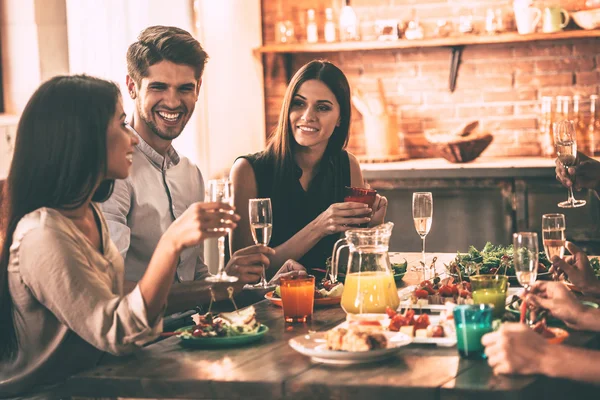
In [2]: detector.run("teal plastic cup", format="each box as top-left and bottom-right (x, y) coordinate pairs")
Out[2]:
(453, 304), (493, 359)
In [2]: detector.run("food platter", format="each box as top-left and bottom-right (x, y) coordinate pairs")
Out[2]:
(288, 330), (412, 365)
(264, 291), (341, 307)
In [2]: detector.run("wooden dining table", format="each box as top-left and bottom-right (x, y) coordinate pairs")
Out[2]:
(66, 253), (600, 399)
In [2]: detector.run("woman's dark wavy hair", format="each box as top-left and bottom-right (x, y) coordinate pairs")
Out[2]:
(264, 60), (351, 186)
(0, 75), (120, 359)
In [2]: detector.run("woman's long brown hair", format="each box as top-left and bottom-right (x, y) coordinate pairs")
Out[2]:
(264, 60), (351, 187)
(0, 75), (119, 359)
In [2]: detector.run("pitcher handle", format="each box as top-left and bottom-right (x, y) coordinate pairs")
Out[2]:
(560, 9), (570, 28)
(331, 238), (348, 283)
(531, 8), (542, 31)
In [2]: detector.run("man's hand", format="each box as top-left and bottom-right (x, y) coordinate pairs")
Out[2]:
(555, 151), (600, 193)
(225, 244), (275, 284)
(527, 281), (587, 329)
(550, 241), (600, 296)
(483, 323), (551, 376)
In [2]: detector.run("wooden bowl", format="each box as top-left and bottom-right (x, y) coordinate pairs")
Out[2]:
(426, 132), (494, 163)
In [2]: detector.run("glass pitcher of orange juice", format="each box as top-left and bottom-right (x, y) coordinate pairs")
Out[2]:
(331, 222), (399, 314)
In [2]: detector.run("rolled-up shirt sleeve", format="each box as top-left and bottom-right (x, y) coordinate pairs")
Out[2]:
(17, 226), (163, 356)
(101, 179), (132, 260)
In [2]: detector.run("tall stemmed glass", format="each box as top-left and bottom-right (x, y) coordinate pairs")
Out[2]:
(513, 232), (538, 324)
(542, 213), (566, 260)
(205, 179), (238, 283)
(413, 192), (433, 267)
(554, 120), (586, 208)
(244, 198), (275, 290)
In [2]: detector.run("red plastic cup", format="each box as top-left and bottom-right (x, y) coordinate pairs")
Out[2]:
(344, 186), (377, 227)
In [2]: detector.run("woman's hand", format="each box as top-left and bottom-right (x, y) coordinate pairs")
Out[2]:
(311, 202), (371, 238)
(550, 241), (600, 296)
(527, 281), (587, 329)
(165, 202), (240, 252)
(225, 244), (275, 283)
(369, 194), (388, 227)
(482, 323), (552, 376)
(268, 259), (308, 286)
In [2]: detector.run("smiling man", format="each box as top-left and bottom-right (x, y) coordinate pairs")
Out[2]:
(101, 26), (273, 314)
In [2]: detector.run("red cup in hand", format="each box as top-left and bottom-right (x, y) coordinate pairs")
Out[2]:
(344, 186), (377, 228)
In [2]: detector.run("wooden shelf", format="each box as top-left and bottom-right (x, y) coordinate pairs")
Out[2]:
(256, 29), (600, 54)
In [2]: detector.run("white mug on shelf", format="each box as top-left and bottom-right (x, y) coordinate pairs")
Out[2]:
(514, 5), (542, 34)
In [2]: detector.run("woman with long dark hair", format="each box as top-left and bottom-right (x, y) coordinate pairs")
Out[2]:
(230, 60), (388, 275)
(0, 75), (238, 398)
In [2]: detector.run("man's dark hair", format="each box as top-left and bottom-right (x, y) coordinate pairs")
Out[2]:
(126, 25), (209, 85)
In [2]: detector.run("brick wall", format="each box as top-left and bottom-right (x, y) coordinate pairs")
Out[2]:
(261, 0), (600, 159)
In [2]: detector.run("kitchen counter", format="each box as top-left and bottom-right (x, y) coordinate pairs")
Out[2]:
(361, 157), (559, 180)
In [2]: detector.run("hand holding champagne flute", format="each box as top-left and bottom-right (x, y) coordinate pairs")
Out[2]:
(412, 192), (433, 267)
(245, 198), (275, 290)
(554, 120), (586, 208)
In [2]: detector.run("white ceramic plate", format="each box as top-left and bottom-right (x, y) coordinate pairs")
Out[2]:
(289, 331), (412, 365)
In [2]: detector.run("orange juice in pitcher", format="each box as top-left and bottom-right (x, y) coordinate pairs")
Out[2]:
(331, 222), (400, 315)
(341, 271), (399, 314)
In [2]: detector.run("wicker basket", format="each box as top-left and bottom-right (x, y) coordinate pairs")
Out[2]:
(427, 132), (494, 163)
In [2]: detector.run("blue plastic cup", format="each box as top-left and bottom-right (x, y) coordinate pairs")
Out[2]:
(453, 304), (493, 359)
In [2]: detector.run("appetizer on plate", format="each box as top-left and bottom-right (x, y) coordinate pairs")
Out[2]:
(181, 306), (261, 338)
(326, 324), (388, 352)
(410, 276), (473, 306)
(385, 306), (455, 339)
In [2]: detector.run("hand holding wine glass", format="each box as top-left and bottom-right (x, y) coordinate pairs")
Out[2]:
(412, 192), (433, 267)
(245, 198), (275, 290)
(513, 232), (538, 325)
(205, 179), (239, 283)
(554, 120), (586, 208)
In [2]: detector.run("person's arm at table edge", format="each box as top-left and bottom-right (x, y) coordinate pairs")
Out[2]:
(542, 345), (600, 384)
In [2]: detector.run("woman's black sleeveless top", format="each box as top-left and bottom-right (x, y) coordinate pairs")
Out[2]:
(238, 150), (351, 273)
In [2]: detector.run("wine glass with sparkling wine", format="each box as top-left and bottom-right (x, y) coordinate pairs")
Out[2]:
(413, 192), (433, 268)
(513, 232), (538, 323)
(542, 213), (566, 260)
(244, 198), (275, 290)
(205, 179), (238, 283)
(554, 120), (586, 208)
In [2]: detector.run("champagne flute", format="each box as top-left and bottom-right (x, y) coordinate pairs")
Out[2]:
(513, 232), (538, 325)
(542, 213), (566, 260)
(205, 179), (238, 283)
(412, 192), (433, 268)
(244, 198), (275, 290)
(542, 213), (566, 281)
(554, 120), (586, 208)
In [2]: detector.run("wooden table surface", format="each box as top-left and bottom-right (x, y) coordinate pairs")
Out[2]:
(65, 253), (600, 400)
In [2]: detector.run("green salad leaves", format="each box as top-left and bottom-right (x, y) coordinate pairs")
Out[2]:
(447, 242), (551, 277)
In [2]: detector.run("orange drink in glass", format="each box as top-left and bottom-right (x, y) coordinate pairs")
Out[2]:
(280, 275), (315, 323)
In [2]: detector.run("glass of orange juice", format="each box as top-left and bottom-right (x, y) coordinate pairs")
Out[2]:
(280, 275), (315, 323)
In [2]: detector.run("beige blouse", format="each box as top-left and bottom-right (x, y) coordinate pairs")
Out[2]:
(0, 204), (163, 398)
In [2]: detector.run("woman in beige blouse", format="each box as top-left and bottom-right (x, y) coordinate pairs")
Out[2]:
(0, 75), (239, 398)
